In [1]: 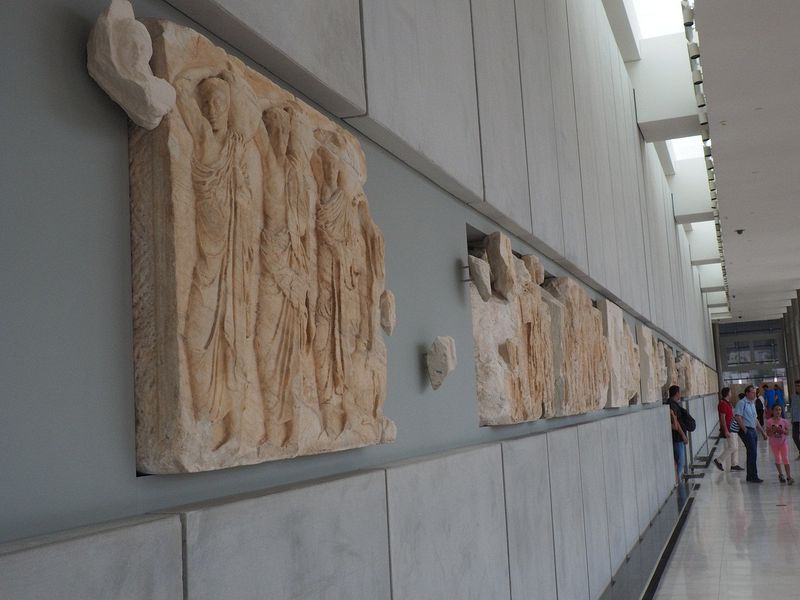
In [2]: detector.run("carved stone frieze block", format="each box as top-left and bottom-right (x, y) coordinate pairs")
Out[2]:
(470, 250), (555, 425)
(599, 299), (639, 408)
(484, 232), (517, 300)
(637, 324), (659, 404)
(543, 278), (608, 415)
(128, 20), (395, 472)
(665, 344), (678, 392)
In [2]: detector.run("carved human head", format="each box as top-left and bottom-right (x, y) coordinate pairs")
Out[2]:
(197, 77), (230, 132)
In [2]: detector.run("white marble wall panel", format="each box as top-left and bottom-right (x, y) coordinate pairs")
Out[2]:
(689, 399), (706, 461)
(502, 435), (558, 600)
(655, 407), (667, 502)
(660, 405), (674, 502)
(664, 199), (682, 338)
(0, 516), (182, 600)
(601, 418), (627, 572)
(548, 427), (591, 600)
(386, 446), (511, 600)
(707, 395), (718, 438)
(545, 0), (588, 271)
(578, 422), (612, 599)
(471, 0), (531, 232)
(516, 0), (564, 252)
(595, 7), (621, 298)
(567, 0), (606, 287)
(636, 138), (657, 323)
(615, 54), (650, 317)
(630, 412), (651, 534)
(642, 144), (673, 332)
(180, 472), (391, 600)
(644, 410), (659, 518)
(608, 49), (632, 309)
(352, 0), (483, 203)
(617, 413), (640, 554)
(167, 0), (366, 116)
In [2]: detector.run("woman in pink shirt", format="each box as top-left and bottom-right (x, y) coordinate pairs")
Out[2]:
(766, 404), (794, 484)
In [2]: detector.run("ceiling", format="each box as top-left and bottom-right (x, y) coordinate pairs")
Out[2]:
(695, 0), (800, 321)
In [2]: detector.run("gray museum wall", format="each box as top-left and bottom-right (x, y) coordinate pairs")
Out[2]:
(0, 0), (715, 547)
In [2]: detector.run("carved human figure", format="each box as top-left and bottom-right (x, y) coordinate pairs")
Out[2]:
(175, 62), (264, 450)
(254, 101), (319, 448)
(311, 130), (384, 438)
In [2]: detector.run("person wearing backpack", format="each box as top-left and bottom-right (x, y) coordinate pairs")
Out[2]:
(667, 385), (690, 484)
(735, 385), (769, 483)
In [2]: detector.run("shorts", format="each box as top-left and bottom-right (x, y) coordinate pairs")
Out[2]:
(769, 439), (789, 464)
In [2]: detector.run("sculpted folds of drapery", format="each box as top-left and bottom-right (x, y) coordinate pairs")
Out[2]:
(130, 21), (395, 473)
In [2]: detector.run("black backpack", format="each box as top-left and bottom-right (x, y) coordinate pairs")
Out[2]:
(681, 409), (697, 432)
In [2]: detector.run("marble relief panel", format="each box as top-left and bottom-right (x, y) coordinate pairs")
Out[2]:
(543, 277), (609, 415)
(470, 236), (555, 425)
(129, 20), (395, 473)
(599, 299), (639, 408)
(637, 324), (660, 404)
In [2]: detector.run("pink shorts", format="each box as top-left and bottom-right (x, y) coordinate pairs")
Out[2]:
(769, 439), (789, 464)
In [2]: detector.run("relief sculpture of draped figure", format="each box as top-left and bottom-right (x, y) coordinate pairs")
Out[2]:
(120, 17), (396, 473)
(174, 61), (265, 452)
(255, 102), (319, 452)
(312, 130), (391, 444)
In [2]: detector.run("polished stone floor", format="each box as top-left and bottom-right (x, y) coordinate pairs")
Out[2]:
(653, 440), (800, 599)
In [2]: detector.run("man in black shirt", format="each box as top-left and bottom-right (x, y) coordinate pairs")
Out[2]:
(667, 385), (689, 483)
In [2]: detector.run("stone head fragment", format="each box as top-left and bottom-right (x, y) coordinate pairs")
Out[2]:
(427, 336), (457, 390)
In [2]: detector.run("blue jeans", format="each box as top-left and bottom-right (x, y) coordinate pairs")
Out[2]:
(743, 428), (759, 480)
(673, 441), (686, 480)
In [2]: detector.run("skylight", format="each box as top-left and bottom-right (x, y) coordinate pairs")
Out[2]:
(631, 0), (684, 40)
(669, 135), (704, 160)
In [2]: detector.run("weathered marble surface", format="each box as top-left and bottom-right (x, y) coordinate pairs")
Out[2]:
(469, 254), (493, 302)
(544, 277), (608, 415)
(637, 324), (658, 404)
(124, 19), (395, 472)
(540, 288), (565, 419)
(427, 336), (457, 390)
(665, 345), (678, 392)
(471, 251), (554, 424)
(656, 340), (669, 397)
(676, 352), (692, 395)
(380, 289), (396, 336)
(87, 0), (176, 129)
(485, 232), (518, 300)
(705, 366), (718, 395)
(599, 299), (639, 408)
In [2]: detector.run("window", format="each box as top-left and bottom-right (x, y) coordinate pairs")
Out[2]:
(726, 341), (751, 366)
(752, 340), (777, 364)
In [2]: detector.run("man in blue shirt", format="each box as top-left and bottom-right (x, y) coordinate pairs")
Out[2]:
(735, 385), (768, 482)
(791, 380), (800, 460)
(765, 383), (786, 420)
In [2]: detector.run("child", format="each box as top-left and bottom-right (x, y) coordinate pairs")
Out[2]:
(766, 404), (794, 484)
